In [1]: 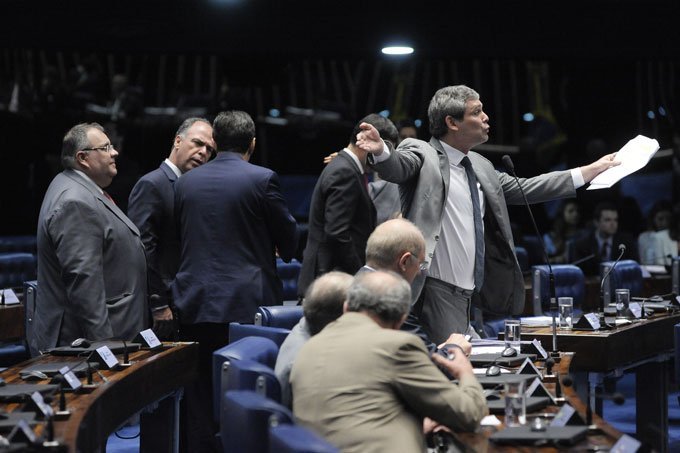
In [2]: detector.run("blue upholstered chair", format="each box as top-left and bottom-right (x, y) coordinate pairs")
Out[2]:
(0, 236), (37, 254)
(0, 253), (36, 289)
(225, 359), (281, 402)
(212, 336), (279, 422)
(600, 260), (643, 305)
(228, 323), (291, 347)
(269, 424), (339, 453)
(276, 258), (302, 302)
(672, 256), (679, 296)
(674, 323), (680, 394)
(255, 305), (304, 329)
(531, 264), (585, 316)
(0, 280), (36, 367)
(221, 390), (293, 453)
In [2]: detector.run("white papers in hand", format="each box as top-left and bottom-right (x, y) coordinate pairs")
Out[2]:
(587, 135), (659, 190)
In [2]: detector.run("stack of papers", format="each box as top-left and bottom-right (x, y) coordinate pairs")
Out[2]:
(587, 135), (659, 190)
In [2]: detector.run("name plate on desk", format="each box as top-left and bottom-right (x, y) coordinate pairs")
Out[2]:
(628, 302), (642, 319)
(58, 366), (82, 391)
(517, 357), (542, 378)
(28, 391), (53, 418)
(551, 403), (583, 427)
(94, 345), (119, 370)
(525, 377), (556, 405)
(135, 329), (162, 349)
(573, 313), (600, 330)
(0, 288), (20, 305)
(611, 433), (641, 452)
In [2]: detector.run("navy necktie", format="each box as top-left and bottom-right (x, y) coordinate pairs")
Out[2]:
(461, 156), (485, 290)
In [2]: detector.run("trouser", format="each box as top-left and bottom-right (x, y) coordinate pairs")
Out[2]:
(419, 276), (478, 345)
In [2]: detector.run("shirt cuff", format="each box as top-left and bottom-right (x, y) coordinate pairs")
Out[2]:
(571, 168), (585, 189)
(370, 141), (391, 163)
(151, 305), (170, 312)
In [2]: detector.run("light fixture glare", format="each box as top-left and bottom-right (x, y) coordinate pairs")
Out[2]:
(381, 46), (414, 55)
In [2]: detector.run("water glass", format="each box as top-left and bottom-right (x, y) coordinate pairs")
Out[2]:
(504, 379), (527, 426)
(504, 319), (521, 350)
(615, 288), (630, 318)
(558, 297), (574, 330)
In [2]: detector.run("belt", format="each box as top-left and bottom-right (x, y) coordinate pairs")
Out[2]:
(425, 276), (474, 297)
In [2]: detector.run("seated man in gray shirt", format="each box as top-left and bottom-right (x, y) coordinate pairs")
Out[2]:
(275, 271), (353, 407)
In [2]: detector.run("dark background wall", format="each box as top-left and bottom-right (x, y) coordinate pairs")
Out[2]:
(0, 0), (678, 234)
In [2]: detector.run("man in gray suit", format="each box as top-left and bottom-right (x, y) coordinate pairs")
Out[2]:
(357, 85), (619, 343)
(32, 122), (148, 354)
(128, 117), (215, 339)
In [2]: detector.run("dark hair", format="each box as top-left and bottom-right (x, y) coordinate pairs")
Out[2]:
(593, 201), (618, 221)
(303, 272), (353, 335)
(61, 122), (104, 169)
(350, 114), (399, 148)
(212, 111), (255, 153)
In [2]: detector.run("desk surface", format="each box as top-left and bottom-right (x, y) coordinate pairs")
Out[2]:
(0, 342), (198, 452)
(450, 353), (621, 451)
(518, 312), (680, 371)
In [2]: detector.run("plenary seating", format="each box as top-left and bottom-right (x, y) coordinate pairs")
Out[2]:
(531, 264), (585, 316)
(229, 322), (291, 347)
(600, 260), (643, 304)
(277, 258), (302, 303)
(221, 390), (293, 453)
(0, 236), (37, 255)
(0, 253), (36, 289)
(255, 305), (304, 330)
(269, 424), (339, 453)
(212, 336), (279, 422)
(0, 280), (36, 367)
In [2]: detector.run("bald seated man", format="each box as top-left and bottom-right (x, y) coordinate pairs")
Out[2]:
(361, 218), (471, 355)
(291, 270), (487, 453)
(275, 271), (353, 407)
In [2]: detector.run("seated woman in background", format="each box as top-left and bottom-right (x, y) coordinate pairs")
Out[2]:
(543, 199), (587, 263)
(642, 205), (678, 266)
(638, 200), (673, 265)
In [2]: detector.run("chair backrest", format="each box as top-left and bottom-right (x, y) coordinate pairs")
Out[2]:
(0, 253), (36, 289)
(212, 336), (279, 423)
(226, 359), (281, 401)
(522, 235), (545, 266)
(23, 280), (38, 357)
(0, 236), (37, 254)
(675, 323), (680, 389)
(672, 256), (679, 296)
(221, 390), (293, 453)
(229, 323), (291, 347)
(255, 305), (304, 329)
(600, 260), (643, 304)
(531, 264), (585, 315)
(269, 424), (339, 453)
(277, 258), (302, 302)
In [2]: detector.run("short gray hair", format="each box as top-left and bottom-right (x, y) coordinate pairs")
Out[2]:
(61, 122), (104, 169)
(303, 271), (353, 335)
(346, 271), (411, 323)
(428, 85), (479, 138)
(365, 218), (425, 270)
(175, 117), (211, 138)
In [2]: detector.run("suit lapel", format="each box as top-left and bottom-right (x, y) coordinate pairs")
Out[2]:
(160, 161), (178, 183)
(339, 151), (372, 206)
(429, 137), (450, 219)
(64, 170), (141, 236)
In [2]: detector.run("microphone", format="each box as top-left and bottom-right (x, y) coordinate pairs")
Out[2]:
(600, 243), (626, 312)
(503, 155), (558, 355)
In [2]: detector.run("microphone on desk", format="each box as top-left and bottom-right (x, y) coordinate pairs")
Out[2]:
(599, 243), (626, 314)
(503, 155), (559, 356)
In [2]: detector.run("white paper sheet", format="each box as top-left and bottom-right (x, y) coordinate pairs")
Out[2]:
(587, 135), (659, 190)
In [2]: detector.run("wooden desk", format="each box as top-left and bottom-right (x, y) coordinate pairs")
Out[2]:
(517, 312), (679, 452)
(0, 302), (24, 341)
(0, 342), (198, 452)
(448, 353), (622, 451)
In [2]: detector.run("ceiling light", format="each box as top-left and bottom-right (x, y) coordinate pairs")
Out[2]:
(381, 46), (414, 55)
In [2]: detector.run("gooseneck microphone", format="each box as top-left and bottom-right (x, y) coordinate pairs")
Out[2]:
(503, 155), (558, 354)
(599, 243), (626, 313)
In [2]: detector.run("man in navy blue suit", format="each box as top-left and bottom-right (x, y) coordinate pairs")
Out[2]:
(127, 118), (215, 339)
(172, 110), (298, 450)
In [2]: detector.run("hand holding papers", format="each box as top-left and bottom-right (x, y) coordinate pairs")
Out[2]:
(587, 135), (659, 190)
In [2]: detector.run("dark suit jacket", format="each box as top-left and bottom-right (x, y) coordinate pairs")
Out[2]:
(172, 152), (298, 325)
(127, 161), (179, 308)
(34, 170), (148, 353)
(571, 230), (639, 276)
(298, 151), (376, 296)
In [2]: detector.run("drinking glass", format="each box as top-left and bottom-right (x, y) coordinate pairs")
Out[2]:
(558, 297), (574, 329)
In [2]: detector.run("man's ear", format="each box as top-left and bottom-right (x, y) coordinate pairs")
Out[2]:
(445, 115), (459, 132)
(342, 300), (349, 313)
(397, 252), (410, 272)
(76, 151), (89, 167)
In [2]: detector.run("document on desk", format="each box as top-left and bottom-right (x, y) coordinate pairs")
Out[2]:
(587, 135), (659, 190)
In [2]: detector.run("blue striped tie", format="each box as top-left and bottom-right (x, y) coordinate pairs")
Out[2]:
(461, 156), (485, 290)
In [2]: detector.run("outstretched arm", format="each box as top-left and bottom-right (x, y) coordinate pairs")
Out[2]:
(580, 152), (620, 183)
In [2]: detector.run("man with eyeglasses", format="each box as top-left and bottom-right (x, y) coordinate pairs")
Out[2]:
(127, 118), (215, 339)
(31, 122), (148, 354)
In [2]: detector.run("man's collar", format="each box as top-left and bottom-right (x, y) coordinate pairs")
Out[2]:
(438, 139), (467, 165)
(72, 169), (103, 194)
(164, 158), (182, 177)
(342, 148), (364, 174)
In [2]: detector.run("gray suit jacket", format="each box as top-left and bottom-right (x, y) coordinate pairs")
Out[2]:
(33, 169), (148, 353)
(291, 313), (487, 453)
(371, 137), (574, 315)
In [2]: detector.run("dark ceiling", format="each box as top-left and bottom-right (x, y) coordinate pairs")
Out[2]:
(3, 0), (679, 59)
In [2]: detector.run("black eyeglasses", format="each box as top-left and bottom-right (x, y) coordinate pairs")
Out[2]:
(82, 143), (115, 153)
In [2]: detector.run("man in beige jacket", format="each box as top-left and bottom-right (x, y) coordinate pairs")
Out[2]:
(290, 270), (487, 453)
